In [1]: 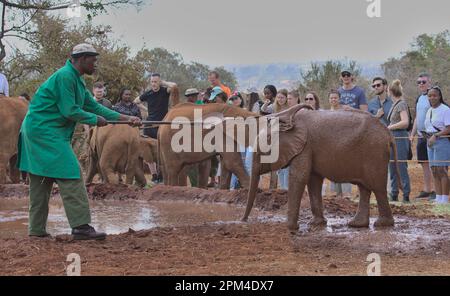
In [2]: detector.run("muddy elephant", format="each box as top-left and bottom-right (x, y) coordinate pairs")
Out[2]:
(0, 97), (29, 184)
(242, 104), (397, 231)
(158, 103), (258, 189)
(86, 124), (148, 186)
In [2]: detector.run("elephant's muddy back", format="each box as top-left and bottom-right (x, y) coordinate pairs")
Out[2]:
(303, 110), (392, 185)
(93, 124), (143, 184)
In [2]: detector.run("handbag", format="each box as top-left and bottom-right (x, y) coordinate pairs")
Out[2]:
(429, 109), (450, 143)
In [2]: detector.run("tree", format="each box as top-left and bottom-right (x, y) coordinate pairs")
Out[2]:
(135, 47), (237, 96)
(382, 30), (450, 113)
(3, 13), (145, 102)
(0, 0), (143, 62)
(3, 13), (237, 102)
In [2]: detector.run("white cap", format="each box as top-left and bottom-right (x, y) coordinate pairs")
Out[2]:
(71, 43), (99, 56)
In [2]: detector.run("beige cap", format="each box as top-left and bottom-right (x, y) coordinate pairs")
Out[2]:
(185, 88), (200, 96)
(71, 43), (99, 56)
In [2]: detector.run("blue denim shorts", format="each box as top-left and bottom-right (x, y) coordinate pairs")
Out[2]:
(427, 138), (450, 167)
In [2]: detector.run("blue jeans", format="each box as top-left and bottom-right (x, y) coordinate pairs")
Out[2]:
(330, 182), (352, 194)
(277, 168), (289, 190)
(389, 130), (411, 198)
(230, 146), (250, 189)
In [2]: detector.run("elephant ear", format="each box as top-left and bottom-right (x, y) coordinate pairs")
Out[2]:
(265, 105), (311, 170)
(139, 137), (157, 163)
(268, 104), (313, 132)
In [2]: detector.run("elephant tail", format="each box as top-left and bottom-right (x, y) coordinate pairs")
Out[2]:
(389, 135), (402, 192)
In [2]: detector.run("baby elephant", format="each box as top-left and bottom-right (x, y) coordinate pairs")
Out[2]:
(243, 105), (397, 231)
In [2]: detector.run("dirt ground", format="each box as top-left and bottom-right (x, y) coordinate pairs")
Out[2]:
(1, 165), (449, 276)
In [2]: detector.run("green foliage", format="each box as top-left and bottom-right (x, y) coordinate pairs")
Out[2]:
(382, 31), (450, 113)
(3, 13), (236, 104)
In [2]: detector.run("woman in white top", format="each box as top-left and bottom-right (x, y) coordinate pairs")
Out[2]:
(247, 92), (261, 114)
(424, 86), (450, 204)
(260, 85), (277, 115)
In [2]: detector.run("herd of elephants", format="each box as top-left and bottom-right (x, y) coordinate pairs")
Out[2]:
(0, 96), (399, 231)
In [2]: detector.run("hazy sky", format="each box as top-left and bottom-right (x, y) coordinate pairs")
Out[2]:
(74, 0), (450, 66)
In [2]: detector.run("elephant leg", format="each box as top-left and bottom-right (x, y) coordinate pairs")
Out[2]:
(219, 165), (232, 189)
(198, 160), (211, 188)
(178, 166), (188, 186)
(0, 159), (7, 184)
(373, 188), (394, 227)
(166, 163), (183, 186)
(221, 152), (250, 189)
(133, 159), (147, 187)
(9, 154), (20, 184)
(348, 185), (371, 228)
(99, 156), (118, 184)
(85, 152), (98, 184)
(307, 173), (327, 227)
(287, 154), (311, 232)
(125, 164), (135, 185)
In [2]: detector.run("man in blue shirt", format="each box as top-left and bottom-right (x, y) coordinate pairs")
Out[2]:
(338, 69), (368, 111)
(410, 73), (436, 200)
(368, 77), (392, 126)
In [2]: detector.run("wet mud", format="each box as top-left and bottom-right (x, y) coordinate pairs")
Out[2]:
(1, 178), (449, 275)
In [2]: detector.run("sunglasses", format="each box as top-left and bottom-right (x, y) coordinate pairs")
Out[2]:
(417, 80), (428, 85)
(341, 73), (351, 78)
(372, 83), (383, 88)
(305, 97), (315, 101)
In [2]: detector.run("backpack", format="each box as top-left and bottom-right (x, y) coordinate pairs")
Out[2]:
(406, 106), (413, 132)
(387, 100), (413, 131)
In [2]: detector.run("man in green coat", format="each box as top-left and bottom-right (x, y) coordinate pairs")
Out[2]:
(17, 43), (141, 240)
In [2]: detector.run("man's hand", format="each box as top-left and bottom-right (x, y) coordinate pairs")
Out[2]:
(127, 116), (142, 127)
(375, 108), (384, 118)
(97, 116), (108, 127)
(428, 134), (437, 147)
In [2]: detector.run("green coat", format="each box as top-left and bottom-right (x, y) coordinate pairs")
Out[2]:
(17, 60), (120, 179)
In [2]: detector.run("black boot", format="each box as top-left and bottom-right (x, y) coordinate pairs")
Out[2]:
(151, 173), (159, 183)
(389, 193), (398, 202)
(157, 172), (163, 183)
(72, 224), (106, 241)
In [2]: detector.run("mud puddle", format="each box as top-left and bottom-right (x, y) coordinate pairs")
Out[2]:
(0, 198), (275, 238)
(290, 215), (450, 254)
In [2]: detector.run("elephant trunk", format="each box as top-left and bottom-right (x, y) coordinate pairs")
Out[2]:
(242, 150), (261, 221)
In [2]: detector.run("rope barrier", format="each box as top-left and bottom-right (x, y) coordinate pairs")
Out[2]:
(390, 160), (450, 163)
(393, 135), (450, 139)
(71, 128), (450, 162)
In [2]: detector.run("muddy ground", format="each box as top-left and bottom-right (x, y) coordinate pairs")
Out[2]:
(1, 165), (450, 276)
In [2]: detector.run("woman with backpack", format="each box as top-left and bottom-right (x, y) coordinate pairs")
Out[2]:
(387, 80), (411, 203)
